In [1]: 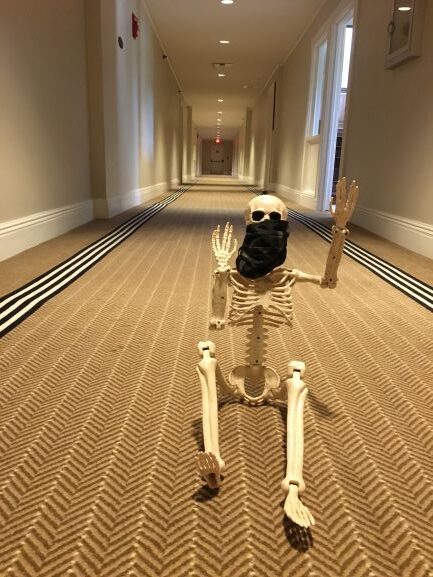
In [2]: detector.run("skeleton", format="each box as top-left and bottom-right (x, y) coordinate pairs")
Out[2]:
(196, 178), (359, 529)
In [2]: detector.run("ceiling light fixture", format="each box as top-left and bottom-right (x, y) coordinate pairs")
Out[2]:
(398, 5), (411, 11)
(218, 99), (224, 102)
(218, 73), (226, 77)
(217, 111), (222, 114)
(243, 84), (248, 88)
(221, 0), (234, 4)
(219, 40), (230, 44)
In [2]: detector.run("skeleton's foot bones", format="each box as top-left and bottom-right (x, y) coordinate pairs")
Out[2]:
(196, 451), (225, 489)
(283, 483), (315, 528)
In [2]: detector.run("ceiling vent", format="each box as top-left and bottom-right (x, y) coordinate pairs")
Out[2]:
(212, 62), (233, 69)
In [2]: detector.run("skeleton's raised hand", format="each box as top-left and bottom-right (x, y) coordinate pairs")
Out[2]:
(212, 222), (238, 271)
(330, 178), (359, 228)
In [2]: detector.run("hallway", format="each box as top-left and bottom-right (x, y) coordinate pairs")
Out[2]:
(0, 183), (432, 577)
(1, 0), (433, 575)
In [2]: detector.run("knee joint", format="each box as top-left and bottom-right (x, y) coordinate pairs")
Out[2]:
(198, 340), (216, 358)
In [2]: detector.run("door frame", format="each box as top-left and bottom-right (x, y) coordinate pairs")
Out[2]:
(316, 0), (357, 211)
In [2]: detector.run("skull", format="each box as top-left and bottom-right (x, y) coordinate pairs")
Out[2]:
(245, 195), (288, 225)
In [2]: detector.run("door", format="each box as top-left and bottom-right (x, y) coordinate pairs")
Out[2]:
(316, 5), (355, 210)
(303, 36), (328, 198)
(210, 144), (224, 174)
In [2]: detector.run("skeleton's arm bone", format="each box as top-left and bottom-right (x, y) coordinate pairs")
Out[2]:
(210, 270), (230, 329)
(291, 269), (322, 284)
(322, 225), (349, 288)
(322, 178), (358, 288)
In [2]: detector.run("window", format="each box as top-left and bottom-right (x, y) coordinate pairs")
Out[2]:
(341, 26), (353, 90)
(311, 40), (327, 137)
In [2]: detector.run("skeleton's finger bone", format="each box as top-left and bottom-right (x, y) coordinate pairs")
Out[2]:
(215, 225), (222, 252)
(221, 222), (230, 250)
(347, 181), (359, 215)
(224, 223), (233, 251)
(212, 231), (219, 255)
(336, 178), (343, 207)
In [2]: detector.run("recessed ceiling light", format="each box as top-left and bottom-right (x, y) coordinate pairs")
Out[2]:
(219, 40), (230, 44)
(221, 0), (234, 4)
(217, 111), (222, 114)
(243, 84), (248, 88)
(398, 5), (411, 11)
(218, 99), (224, 102)
(218, 73), (226, 77)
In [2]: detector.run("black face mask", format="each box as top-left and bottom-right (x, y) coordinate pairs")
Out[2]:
(236, 219), (289, 280)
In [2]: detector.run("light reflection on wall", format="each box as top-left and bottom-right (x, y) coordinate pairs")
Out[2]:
(138, 15), (155, 167)
(249, 135), (255, 185)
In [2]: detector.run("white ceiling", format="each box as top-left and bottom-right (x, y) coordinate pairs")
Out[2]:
(143, 0), (324, 140)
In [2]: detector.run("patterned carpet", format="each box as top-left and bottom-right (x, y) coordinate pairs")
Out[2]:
(0, 185), (432, 577)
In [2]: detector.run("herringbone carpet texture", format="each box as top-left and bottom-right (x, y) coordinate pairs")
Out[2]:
(0, 185), (432, 577)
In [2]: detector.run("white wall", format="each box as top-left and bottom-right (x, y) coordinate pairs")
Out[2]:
(97, 0), (181, 216)
(182, 106), (193, 181)
(248, 0), (432, 257)
(0, 0), (93, 259)
(0, 0), (183, 260)
(246, 0), (340, 194)
(250, 90), (270, 189)
(343, 0), (433, 257)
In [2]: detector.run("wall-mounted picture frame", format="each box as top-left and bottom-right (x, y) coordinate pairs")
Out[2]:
(385, 0), (426, 69)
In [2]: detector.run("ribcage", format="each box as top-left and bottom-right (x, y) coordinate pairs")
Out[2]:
(228, 269), (295, 327)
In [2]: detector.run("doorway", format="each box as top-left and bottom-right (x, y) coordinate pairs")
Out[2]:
(331, 23), (353, 202)
(201, 140), (233, 175)
(316, 4), (355, 210)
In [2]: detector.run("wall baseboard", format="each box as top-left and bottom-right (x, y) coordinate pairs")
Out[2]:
(274, 183), (317, 209)
(94, 181), (170, 219)
(0, 200), (94, 262)
(352, 205), (433, 260)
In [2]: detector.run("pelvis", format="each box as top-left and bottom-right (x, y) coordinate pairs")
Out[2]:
(227, 364), (284, 405)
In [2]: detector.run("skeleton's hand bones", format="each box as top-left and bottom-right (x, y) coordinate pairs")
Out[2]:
(329, 177), (359, 228)
(212, 222), (238, 272)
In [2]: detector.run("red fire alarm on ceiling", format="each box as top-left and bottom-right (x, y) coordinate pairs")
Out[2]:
(132, 13), (139, 39)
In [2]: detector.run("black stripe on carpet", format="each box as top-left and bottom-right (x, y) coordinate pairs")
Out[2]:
(0, 187), (189, 338)
(245, 187), (433, 312)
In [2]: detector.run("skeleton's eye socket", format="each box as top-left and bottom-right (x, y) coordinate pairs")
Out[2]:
(269, 211), (281, 220)
(252, 210), (265, 221)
